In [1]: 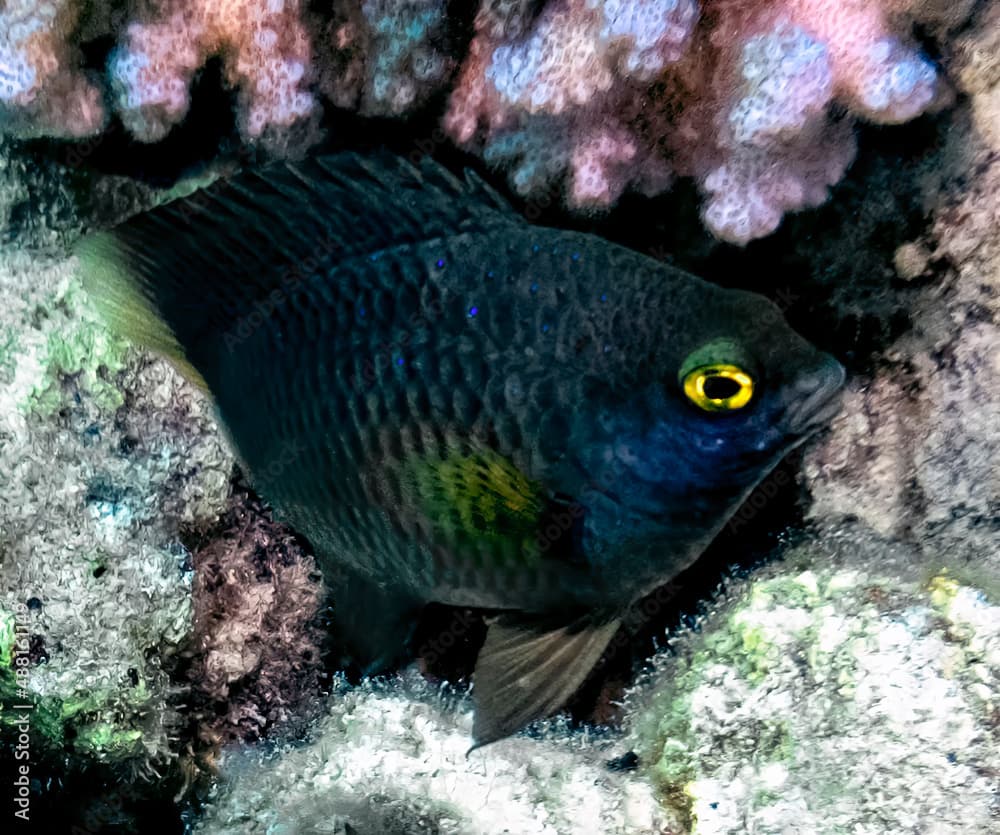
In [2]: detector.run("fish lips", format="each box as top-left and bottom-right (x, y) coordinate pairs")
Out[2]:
(782, 356), (846, 437)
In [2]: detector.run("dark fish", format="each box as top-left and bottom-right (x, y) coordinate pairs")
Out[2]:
(77, 152), (844, 746)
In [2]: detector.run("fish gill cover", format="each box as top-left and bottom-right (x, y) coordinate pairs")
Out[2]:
(0, 2), (998, 834)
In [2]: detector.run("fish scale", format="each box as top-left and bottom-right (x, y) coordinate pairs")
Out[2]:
(78, 150), (844, 745)
(208, 230), (618, 606)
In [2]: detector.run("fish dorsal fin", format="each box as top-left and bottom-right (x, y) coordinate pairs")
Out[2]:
(211, 151), (517, 267)
(76, 151), (517, 376)
(470, 613), (621, 749)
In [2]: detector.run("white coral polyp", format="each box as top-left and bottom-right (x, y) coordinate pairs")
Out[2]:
(854, 39), (938, 122)
(0, 49), (38, 103)
(596, 0), (699, 77)
(730, 24), (833, 146)
(702, 120), (857, 244)
(569, 126), (638, 205)
(487, 9), (613, 113)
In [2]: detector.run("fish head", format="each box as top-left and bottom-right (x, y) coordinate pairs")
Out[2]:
(565, 283), (845, 592)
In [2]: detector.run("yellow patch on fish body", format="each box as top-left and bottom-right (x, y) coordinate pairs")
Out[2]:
(400, 438), (547, 569)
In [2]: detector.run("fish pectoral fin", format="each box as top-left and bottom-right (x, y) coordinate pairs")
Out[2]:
(469, 612), (621, 750)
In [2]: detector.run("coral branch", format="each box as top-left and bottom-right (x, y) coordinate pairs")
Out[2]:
(109, 0), (315, 143)
(0, 0), (106, 137)
(0, 0), (956, 242)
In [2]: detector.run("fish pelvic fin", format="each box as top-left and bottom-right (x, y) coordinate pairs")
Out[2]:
(469, 612), (621, 750)
(75, 231), (208, 391)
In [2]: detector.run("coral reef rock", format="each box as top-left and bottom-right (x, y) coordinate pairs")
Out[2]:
(628, 527), (1000, 834)
(0, 238), (232, 767)
(196, 672), (677, 835)
(187, 490), (328, 747)
(804, 4), (1000, 585)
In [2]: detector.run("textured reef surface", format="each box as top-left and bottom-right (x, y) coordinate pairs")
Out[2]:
(0, 0), (976, 242)
(1, 1), (999, 833)
(629, 532), (1000, 833)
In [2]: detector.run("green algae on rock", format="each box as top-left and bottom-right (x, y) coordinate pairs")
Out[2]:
(22, 278), (129, 417)
(627, 529), (1000, 834)
(0, 244), (233, 769)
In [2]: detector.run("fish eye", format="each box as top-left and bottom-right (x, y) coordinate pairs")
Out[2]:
(682, 364), (755, 412)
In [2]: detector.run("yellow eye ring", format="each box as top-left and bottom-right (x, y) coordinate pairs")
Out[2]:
(682, 364), (754, 412)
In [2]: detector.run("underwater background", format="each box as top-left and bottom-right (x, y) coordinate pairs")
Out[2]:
(1, 1), (999, 833)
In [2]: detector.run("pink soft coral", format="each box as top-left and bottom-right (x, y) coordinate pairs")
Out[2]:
(0, 0), (106, 137)
(0, 0), (955, 243)
(108, 0), (316, 142)
(447, 0), (944, 243)
(316, 0), (451, 116)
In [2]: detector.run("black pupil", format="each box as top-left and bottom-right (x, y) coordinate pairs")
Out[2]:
(703, 374), (741, 400)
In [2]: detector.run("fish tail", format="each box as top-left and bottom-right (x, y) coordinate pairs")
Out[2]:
(76, 229), (210, 390)
(470, 612), (622, 748)
(74, 177), (297, 390)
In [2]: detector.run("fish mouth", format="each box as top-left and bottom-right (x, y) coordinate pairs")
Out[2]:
(783, 358), (846, 436)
